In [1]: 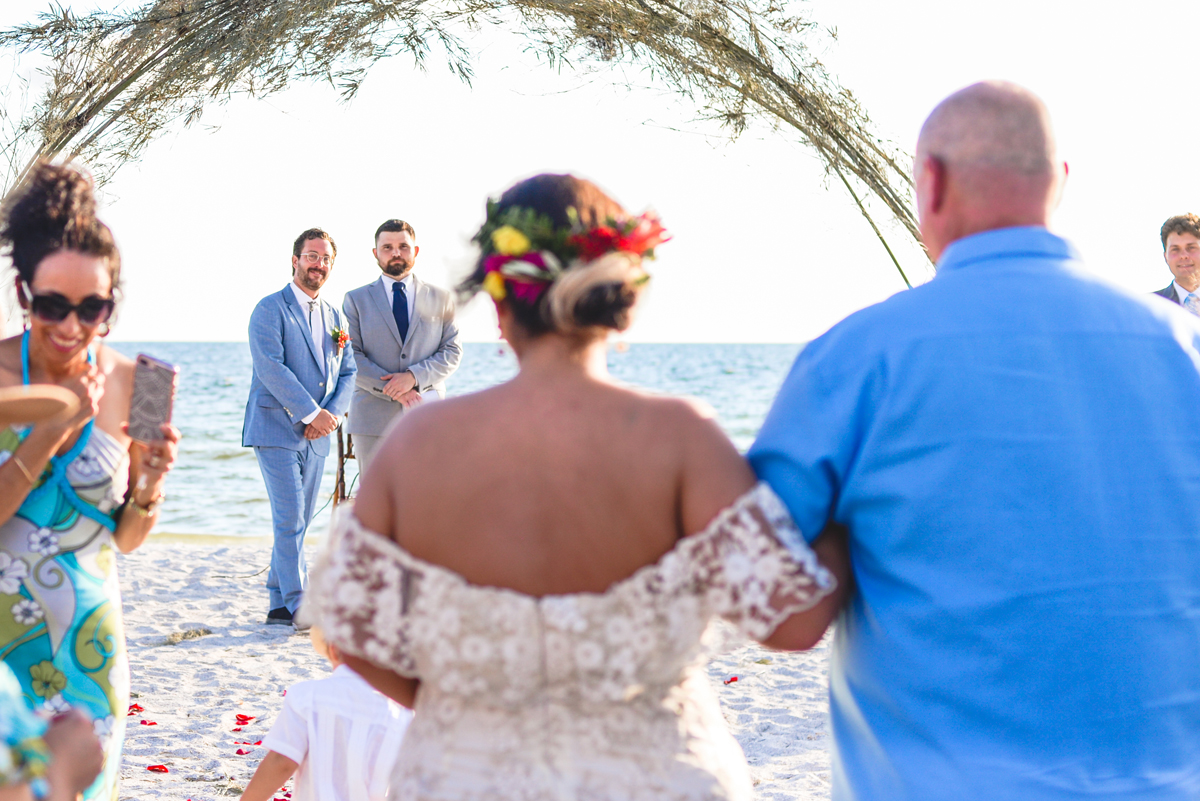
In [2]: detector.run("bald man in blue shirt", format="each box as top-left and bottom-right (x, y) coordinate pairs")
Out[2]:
(750, 82), (1200, 800)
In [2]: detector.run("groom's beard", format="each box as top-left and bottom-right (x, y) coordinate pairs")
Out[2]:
(380, 257), (413, 278)
(297, 266), (328, 291)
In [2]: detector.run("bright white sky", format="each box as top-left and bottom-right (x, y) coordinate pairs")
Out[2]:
(0, 0), (1193, 342)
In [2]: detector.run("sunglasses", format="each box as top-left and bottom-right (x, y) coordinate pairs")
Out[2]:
(20, 285), (116, 326)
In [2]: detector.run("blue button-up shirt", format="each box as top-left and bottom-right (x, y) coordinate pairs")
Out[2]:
(749, 227), (1200, 800)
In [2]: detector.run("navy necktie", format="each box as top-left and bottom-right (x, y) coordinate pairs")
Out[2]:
(392, 281), (409, 341)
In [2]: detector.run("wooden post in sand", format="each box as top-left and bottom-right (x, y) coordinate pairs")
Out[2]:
(334, 424), (355, 506)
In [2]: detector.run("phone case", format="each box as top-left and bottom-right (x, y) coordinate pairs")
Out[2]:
(128, 354), (178, 444)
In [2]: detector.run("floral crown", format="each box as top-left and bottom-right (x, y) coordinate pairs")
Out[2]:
(470, 200), (669, 305)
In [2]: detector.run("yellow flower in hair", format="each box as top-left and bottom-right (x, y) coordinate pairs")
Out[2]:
(491, 226), (531, 256)
(483, 270), (507, 301)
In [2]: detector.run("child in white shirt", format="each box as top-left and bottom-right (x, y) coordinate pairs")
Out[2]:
(240, 629), (412, 801)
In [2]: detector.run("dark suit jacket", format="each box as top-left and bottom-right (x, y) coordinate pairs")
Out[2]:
(1155, 284), (1182, 304)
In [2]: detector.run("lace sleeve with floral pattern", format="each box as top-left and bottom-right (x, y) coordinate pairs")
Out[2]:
(304, 508), (422, 677)
(679, 482), (836, 641)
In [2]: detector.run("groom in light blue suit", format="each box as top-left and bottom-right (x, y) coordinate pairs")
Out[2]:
(243, 228), (356, 625)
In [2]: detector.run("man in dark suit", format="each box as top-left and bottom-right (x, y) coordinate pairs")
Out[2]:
(243, 228), (356, 626)
(1156, 213), (1200, 315)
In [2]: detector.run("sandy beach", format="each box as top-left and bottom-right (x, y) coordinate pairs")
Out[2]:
(114, 540), (833, 801)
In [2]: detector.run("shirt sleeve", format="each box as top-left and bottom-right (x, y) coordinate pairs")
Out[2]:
(262, 692), (309, 765)
(300, 408), (321, 425)
(747, 325), (879, 543)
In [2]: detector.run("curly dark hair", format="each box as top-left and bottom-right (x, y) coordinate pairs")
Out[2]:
(292, 227), (337, 259)
(459, 174), (642, 337)
(1160, 213), (1200, 249)
(0, 161), (121, 290)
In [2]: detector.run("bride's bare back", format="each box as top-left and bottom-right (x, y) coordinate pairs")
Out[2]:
(353, 338), (756, 598)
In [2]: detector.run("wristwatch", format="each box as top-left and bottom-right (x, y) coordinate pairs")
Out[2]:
(125, 492), (165, 518)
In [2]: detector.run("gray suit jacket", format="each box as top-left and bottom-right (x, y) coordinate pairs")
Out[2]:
(242, 286), (356, 456)
(343, 274), (463, 436)
(1156, 283), (1182, 305)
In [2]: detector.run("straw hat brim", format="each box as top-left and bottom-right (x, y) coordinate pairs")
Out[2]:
(0, 385), (80, 428)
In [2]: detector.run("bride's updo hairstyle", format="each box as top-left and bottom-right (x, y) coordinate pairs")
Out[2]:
(459, 173), (668, 338)
(1, 161), (121, 291)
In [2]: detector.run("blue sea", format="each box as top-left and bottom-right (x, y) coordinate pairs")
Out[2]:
(107, 343), (803, 540)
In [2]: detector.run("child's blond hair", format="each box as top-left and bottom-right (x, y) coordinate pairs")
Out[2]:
(309, 626), (341, 666)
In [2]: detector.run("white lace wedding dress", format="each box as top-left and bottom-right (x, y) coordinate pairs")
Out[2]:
(307, 483), (834, 801)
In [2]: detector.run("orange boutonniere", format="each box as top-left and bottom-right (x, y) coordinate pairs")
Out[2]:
(331, 326), (350, 352)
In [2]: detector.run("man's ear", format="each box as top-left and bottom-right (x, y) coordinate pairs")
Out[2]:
(922, 155), (947, 215)
(413, 244), (420, 259)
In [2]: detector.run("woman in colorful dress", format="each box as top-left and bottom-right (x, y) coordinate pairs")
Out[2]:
(0, 162), (180, 800)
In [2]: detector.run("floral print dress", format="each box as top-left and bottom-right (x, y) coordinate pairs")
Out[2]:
(0, 661), (49, 794)
(0, 422), (130, 801)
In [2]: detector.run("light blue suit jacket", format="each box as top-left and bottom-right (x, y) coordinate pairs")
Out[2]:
(242, 286), (356, 456)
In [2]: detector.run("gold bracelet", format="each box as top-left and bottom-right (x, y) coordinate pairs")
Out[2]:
(124, 493), (165, 518)
(9, 455), (35, 485)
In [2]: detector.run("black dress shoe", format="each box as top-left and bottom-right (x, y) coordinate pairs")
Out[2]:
(266, 607), (294, 625)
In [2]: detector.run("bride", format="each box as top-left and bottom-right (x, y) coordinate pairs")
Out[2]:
(307, 174), (850, 800)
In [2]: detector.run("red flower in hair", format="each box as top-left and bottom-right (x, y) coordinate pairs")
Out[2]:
(618, 215), (669, 256)
(569, 226), (621, 261)
(568, 214), (669, 262)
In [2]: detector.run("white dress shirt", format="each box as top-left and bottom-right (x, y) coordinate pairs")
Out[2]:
(378, 272), (415, 324)
(289, 282), (327, 424)
(1172, 282), (1196, 303)
(1174, 282), (1200, 314)
(262, 664), (412, 801)
(375, 272), (438, 401)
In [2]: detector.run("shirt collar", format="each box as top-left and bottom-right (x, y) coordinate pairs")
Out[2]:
(935, 226), (1081, 275)
(289, 281), (320, 307)
(379, 272), (414, 292)
(1173, 281), (1197, 303)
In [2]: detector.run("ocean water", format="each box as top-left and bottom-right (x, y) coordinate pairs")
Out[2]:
(108, 342), (802, 540)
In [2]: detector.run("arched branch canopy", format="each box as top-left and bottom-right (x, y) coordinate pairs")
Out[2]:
(0, 0), (925, 284)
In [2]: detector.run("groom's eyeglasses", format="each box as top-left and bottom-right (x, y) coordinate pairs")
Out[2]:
(299, 252), (334, 267)
(21, 285), (116, 326)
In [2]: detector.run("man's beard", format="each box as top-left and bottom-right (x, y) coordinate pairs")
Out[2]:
(380, 258), (413, 277)
(298, 267), (327, 291)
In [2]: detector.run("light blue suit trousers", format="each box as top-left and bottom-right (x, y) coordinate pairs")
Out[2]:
(243, 286), (356, 613)
(254, 444), (324, 612)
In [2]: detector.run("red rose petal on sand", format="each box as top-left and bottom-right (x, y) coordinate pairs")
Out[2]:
(140, 720), (157, 726)
(723, 676), (739, 685)
(235, 714), (255, 722)
(236, 749), (250, 755)
(231, 727), (243, 732)
(127, 703), (144, 715)
(147, 765), (168, 773)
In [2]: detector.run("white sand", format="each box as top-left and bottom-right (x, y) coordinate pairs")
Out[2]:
(115, 542), (832, 800)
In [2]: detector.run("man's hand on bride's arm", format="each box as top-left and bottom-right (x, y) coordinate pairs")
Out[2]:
(760, 523), (853, 652)
(341, 654), (420, 709)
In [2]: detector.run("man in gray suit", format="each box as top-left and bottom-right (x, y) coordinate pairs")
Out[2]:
(1155, 213), (1200, 315)
(343, 219), (462, 472)
(243, 228), (356, 626)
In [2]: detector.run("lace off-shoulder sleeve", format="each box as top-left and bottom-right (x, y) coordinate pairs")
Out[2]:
(304, 508), (421, 676)
(682, 482), (836, 641)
